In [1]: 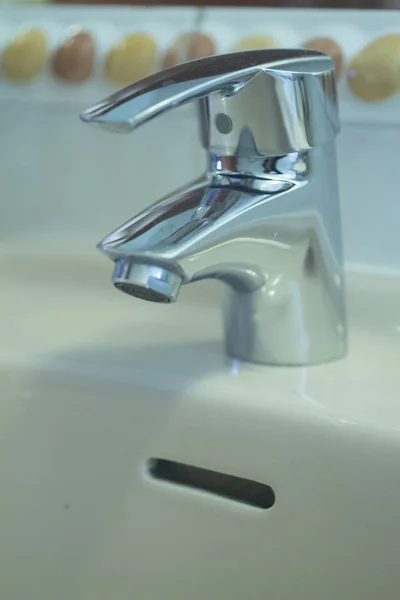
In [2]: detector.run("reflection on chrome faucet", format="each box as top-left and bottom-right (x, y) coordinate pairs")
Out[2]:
(81, 48), (347, 366)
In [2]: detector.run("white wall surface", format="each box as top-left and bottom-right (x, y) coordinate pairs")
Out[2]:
(1, 99), (399, 271)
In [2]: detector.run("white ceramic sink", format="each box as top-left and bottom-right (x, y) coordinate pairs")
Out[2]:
(2, 253), (400, 600)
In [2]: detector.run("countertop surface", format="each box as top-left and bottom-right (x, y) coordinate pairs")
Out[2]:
(2, 251), (400, 434)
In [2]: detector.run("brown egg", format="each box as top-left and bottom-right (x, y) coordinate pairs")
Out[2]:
(52, 32), (95, 83)
(105, 33), (157, 85)
(347, 34), (400, 102)
(2, 29), (47, 82)
(303, 37), (343, 77)
(230, 34), (276, 52)
(162, 33), (216, 69)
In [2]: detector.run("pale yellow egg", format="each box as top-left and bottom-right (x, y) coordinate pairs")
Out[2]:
(347, 34), (400, 102)
(231, 35), (276, 52)
(2, 29), (47, 82)
(105, 33), (157, 85)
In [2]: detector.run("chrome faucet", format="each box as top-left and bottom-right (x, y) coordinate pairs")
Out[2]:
(81, 49), (347, 366)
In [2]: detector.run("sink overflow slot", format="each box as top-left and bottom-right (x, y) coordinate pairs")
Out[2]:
(147, 459), (275, 509)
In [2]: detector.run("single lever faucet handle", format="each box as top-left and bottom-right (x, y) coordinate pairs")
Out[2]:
(81, 48), (339, 156)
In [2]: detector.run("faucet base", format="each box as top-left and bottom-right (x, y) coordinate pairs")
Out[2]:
(223, 278), (347, 367)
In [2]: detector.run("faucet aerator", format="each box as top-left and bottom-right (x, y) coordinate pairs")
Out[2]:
(112, 259), (182, 304)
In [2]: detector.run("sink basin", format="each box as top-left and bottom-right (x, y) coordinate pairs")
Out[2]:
(1, 253), (400, 600)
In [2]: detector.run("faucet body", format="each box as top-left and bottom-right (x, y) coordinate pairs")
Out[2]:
(82, 49), (347, 366)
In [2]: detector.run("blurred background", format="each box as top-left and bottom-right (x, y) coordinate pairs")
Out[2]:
(50, 1), (400, 9)
(1, 0), (399, 271)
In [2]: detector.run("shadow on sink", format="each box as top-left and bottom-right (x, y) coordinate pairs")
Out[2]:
(45, 337), (227, 387)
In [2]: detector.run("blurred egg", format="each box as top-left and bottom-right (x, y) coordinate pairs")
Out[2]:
(105, 33), (157, 85)
(303, 37), (343, 77)
(52, 32), (95, 83)
(347, 34), (400, 102)
(2, 28), (47, 82)
(230, 34), (276, 52)
(163, 33), (216, 69)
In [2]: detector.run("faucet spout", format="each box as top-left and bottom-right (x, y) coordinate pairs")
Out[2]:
(98, 144), (346, 366)
(98, 174), (298, 294)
